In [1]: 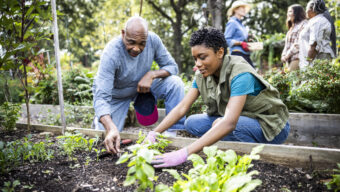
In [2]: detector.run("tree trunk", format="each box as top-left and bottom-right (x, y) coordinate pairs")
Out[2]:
(21, 0), (30, 131)
(172, 16), (183, 73)
(207, 0), (224, 30)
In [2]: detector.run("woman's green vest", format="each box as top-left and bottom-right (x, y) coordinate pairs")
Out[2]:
(195, 55), (289, 141)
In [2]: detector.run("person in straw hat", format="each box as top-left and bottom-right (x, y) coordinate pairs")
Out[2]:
(224, 1), (254, 67)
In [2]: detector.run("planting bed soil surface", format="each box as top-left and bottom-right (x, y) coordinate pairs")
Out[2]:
(0, 128), (332, 192)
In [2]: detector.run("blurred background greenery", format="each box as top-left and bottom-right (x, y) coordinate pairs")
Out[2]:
(0, 0), (339, 114)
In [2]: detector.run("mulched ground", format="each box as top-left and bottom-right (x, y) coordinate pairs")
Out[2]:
(0, 128), (332, 192)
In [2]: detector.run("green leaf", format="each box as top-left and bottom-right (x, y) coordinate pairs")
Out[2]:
(239, 179), (262, 192)
(188, 154), (205, 167)
(164, 169), (182, 180)
(221, 150), (238, 165)
(142, 163), (155, 178)
(123, 175), (136, 186)
(116, 152), (132, 164)
(250, 145), (264, 157)
(155, 184), (171, 192)
(203, 145), (217, 158)
(138, 148), (153, 163)
(222, 174), (252, 192)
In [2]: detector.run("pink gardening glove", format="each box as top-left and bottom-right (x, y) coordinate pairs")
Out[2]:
(241, 41), (250, 52)
(143, 131), (157, 144)
(151, 148), (188, 168)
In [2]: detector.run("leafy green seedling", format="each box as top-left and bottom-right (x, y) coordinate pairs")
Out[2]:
(158, 145), (264, 192)
(325, 163), (340, 191)
(1, 180), (20, 192)
(116, 144), (161, 191)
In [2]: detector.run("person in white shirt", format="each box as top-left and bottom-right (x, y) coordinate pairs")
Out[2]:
(298, 0), (336, 69)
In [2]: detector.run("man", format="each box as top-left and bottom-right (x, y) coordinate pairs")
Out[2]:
(92, 16), (185, 154)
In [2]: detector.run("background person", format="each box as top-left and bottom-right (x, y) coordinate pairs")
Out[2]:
(92, 16), (185, 154)
(224, 1), (254, 67)
(281, 4), (307, 71)
(147, 28), (290, 168)
(298, 0), (336, 69)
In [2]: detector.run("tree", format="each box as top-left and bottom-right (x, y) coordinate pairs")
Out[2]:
(246, 0), (308, 35)
(56, 0), (105, 67)
(145, 0), (202, 73)
(0, 0), (52, 130)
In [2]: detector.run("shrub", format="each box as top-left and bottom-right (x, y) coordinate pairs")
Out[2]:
(264, 58), (340, 113)
(0, 102), (21, 131)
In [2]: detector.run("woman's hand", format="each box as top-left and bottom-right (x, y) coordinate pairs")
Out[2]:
(151, 148), (188, 168)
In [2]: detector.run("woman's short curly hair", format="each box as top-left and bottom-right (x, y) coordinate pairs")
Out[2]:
(189, 28), (227, 55)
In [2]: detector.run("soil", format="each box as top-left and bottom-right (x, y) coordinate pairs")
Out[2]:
(0, 128), (332, 192)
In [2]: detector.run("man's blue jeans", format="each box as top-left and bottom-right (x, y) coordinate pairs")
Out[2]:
(95, 75), (185, 132)
(184, 114), (290, 144)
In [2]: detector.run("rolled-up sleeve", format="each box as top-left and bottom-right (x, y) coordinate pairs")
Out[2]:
(152, 34), (178, 75)
(93, 52), (116, 119)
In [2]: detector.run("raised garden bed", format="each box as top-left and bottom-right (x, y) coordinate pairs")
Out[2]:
(1, 124), (338, 191)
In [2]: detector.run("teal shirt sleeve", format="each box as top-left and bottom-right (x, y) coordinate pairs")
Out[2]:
(230, 72), (265, 97)
(192, 79), (198, 89)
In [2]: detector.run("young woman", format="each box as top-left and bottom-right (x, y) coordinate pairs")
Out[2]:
(147, 28), (290, 168)
(298, 0), (336, 70)
(224, 1), (254, 67)
(281, 4), (307, 71)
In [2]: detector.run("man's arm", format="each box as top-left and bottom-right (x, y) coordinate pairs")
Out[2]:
(137, 69), (170, 93)
(93, 48), (121, 154)
(100, 115), (120, 154)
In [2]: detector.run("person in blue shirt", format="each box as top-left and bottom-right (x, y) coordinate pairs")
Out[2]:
(92, 16), (185, 154)
(224, 1), (254, 67)
(145, 28), (290, 168)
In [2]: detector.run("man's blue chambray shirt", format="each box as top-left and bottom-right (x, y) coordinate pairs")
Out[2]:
(224, 16), (249, 55)
(93, 31), (178, 119)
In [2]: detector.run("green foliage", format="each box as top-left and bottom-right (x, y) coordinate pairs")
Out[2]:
(56, 0), (105, 67)
(136, 131), (172, 153)
(57, 132), (98, 160)
(0, 135), (54, 173)
(264, 58), (340, 113)
(0, 102), (21, 131)
(325, 163), (340, 191)
(40, 104), (94, 128)
(117, 132), (172, 191)
(250, 33), (285, 70)
(157, 145), (264, 192)
(1, 180), (20, 192)
(32, 67), (94, 105)
(0, 72), (24, 103)
(116, 143), (161, 192)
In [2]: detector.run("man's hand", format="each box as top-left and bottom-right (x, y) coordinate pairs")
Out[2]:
(104, 128), (121, 154)
(137, 71), (155, 93)
(151, 148), (188, 168)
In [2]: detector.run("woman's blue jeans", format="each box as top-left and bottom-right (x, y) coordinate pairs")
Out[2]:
(184, 114), (290, 144)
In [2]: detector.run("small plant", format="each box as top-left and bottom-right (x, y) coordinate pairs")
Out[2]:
(116, 143), (161, 191)
(57, 132), (99, 160)
(156, 145), (264, 192)
(1, 180), (20, 192)
(136, 131), (172, 153)
(116, 132), (172, 191)
(0, 135), (54, 173)
(0, 102), (21, 131)
(325, 163), (340, 192)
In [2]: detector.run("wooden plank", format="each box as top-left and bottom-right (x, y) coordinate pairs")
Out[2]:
(16, 123), (340, 169)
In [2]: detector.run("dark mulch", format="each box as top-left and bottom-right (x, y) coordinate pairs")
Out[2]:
(0, 128), (332, 192)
